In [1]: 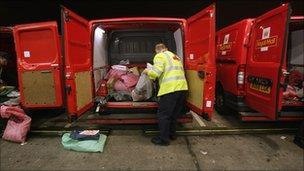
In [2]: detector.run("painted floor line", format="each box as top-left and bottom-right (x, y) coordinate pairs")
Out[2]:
(190, 111), (206, 127)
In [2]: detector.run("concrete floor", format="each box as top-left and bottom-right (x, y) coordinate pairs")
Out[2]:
(1, 131), (303, 170)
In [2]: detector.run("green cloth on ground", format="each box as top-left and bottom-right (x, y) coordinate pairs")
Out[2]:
(61, 133), (107, 153)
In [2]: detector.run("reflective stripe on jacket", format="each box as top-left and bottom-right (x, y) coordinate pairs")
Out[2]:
(147, 50), (188, 96)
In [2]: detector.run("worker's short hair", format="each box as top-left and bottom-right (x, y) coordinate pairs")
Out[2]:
(155, 43), (167, 53)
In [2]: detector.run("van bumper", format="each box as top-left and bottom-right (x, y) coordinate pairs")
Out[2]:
(224, 92), (252, 112)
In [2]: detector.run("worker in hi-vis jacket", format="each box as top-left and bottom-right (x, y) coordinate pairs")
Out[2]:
(143, 43), (188, 146)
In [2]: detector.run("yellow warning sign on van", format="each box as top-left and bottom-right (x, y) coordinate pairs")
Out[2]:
(249, 83), (271, 94)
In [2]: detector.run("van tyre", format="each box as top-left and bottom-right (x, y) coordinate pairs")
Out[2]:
(215, 85), (227, 115)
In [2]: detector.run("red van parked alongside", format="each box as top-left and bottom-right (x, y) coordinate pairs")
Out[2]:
(216, 19), (253, 113)
(216, 4), (304, 121)
(12, 4), (216, 122)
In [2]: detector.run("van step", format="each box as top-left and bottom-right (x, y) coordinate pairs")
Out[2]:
(239, 112), (264, 117)
(106, 102), (158, 109)
(88, 113), (158, 119)
(239, 111), (304, 117)
(239, 111), (304, 121)
(99, 108), (157, 114)
(87, 114), (193, 125)
(280, 111), (304, 117)
(143, 127), (297, 136)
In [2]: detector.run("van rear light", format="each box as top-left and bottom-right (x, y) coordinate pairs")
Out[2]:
(238, 71), (245, 84)
(237, 64), (246, 92)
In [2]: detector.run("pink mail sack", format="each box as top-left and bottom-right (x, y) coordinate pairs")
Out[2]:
(1, 106), (31, 143)
(121, 73), (139, 88)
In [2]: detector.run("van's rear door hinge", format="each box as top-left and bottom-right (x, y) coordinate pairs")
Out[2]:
(64, 11), (70, 22)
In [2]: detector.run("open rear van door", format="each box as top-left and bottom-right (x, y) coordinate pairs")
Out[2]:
(245, 4), (290, 120)
(185, 4), (216, 120)
(13, 22), (63, 108)
(61, 6), (94, 118)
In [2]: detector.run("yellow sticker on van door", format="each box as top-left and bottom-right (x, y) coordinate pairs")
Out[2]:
(249, 83), (271, 94)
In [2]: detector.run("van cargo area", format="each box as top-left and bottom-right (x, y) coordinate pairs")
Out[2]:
(92, 21), (184, 110)
(283, 19), (304, 108)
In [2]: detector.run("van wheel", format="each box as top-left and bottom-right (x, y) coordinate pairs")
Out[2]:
(215, 85), (227, 115)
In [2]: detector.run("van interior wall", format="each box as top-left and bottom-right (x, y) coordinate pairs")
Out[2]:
(108, 30), (177, 65)
(289, 29), (303, 70)
(0, 32), (18, 87)
(93, 27), (108, 91)
(174, 28), (183, 59)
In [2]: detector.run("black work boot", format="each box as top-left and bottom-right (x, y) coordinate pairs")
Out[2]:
(151, 136), (169, 146)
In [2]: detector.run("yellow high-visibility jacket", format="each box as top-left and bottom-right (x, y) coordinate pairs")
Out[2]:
(147, 50), (188, 96)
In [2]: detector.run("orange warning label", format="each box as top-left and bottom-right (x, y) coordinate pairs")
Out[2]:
(218, 42), (232, 52)
(256, 36), (278, 49)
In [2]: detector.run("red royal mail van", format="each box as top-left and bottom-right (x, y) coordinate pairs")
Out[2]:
(216, 3), (304, 121)
(11, 4), (216, 122)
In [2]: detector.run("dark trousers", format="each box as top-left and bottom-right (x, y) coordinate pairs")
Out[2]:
(157, 91), (187, 141)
